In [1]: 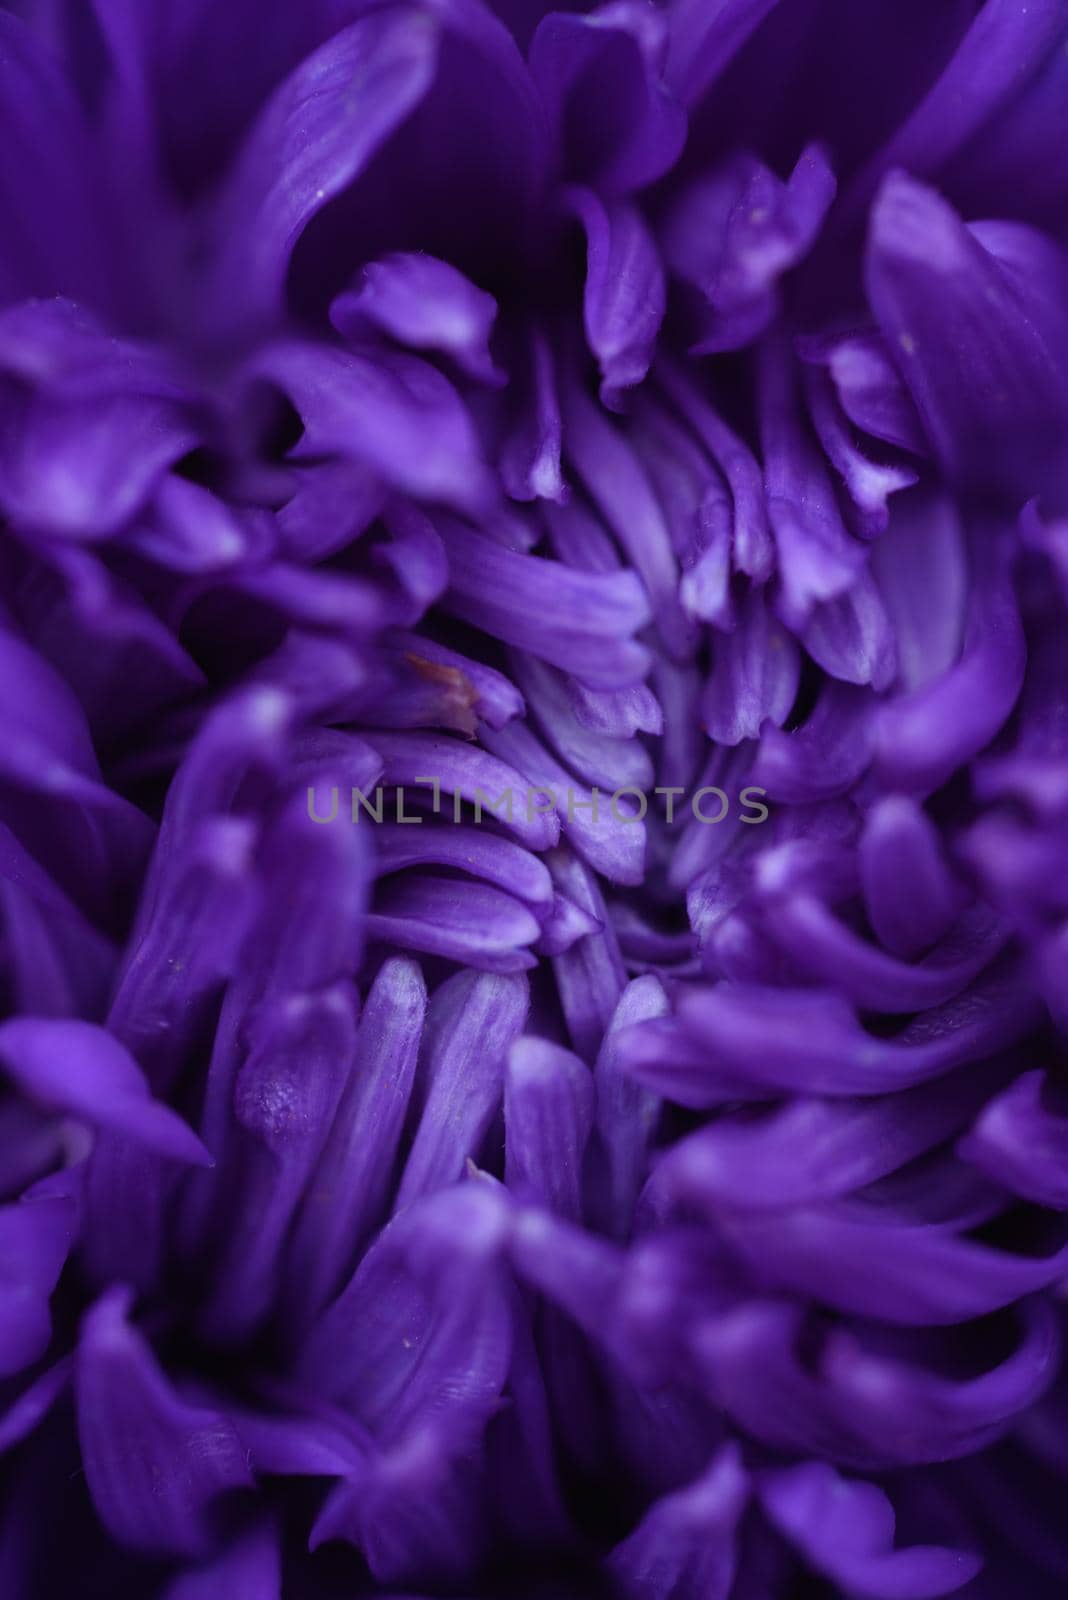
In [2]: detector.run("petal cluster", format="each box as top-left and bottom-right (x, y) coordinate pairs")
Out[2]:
(1, 2), (1068, 1597)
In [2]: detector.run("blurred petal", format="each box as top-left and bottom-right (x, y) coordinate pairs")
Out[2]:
(760, 1463), (981, 1598)
(76, 1288), (253, 1557)
(866, 172), (1068, 505)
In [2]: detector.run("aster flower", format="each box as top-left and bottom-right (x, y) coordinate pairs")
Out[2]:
(3, 0), (1068, 1595)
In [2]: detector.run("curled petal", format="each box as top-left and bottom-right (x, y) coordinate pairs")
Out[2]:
(438, 518), (652, 690)
(0, 1019), (210, 1165)
(566, 186), (666, 406)
(691, 144), (837, 354)
(959, 1070), (1068, 1208)
(720, 1195), (1068, 1325)
(374, 824), (553, 915)
(367, 873), (540, 974)
(656, 357), (774, 581)
(531, 3), (686, 194)
(76, 1288), (253, 1557)
(758, 336), (864, 623)
(513, 653), (655, 793)
(561, 371), (689, 652)
(874, 553), (1025, 794)
(203, 9), (439, 332)
(200, 984), (360, 1342)
(366, 729), (560, 849)
(384, 632), (525, 731)
(251, 341), (496, 516)
(798, 329), (928, 455)
(759, 1462), (981, 1598)
(759, 898), (1006, 1014)
(331, 251), (502, 383)
(803, 362), (918, 535)
(866, 172), (1068, 504)
(753, 682), (874, 803)
(653, 1065), (1001, 1214)
(860, 796), (966, 960)
(500, 329), (566, 502)
(626, 960), (1040, 1102)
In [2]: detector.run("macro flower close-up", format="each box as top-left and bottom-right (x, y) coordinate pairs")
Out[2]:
(4, 0), (1068, 1593)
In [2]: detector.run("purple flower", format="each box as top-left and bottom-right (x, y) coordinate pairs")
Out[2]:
(1, 1), (1068, 1595)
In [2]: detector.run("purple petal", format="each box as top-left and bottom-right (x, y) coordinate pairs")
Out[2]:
(512, 654), (655, 792)
(288, 957), (426, 1318)
(0, 1019), (210, 1165)
(691, 145), (837, 354)
(375, 824), (553, 914)
(566, 190), (667, 401)
(500, 329), (566, 502)
(161, 1521), (282, 1600)
(482, 717), (646, 886)
(656, 358), (774, 581)
(76, 1288), (253, 1557)
(505, 1036), (595, 1217)
(760, 1463), (981, 1598)
(753, 682), (874, 804)
(383, 632), (525, 731)
(438, 518), (652, 690)
(866, 172), (1068, 504)
(331, 251), (502, 384)
(304, 1180), (514, 1442)
(849, 0), (1068, 225)
(251, 340), (496, 516)
(874, 551), (1025, 794)
(367, 728), (560, 850)
(720, 1189), (1068, 1325)
(959, 1071), (1068, 1209)
(199, 983), (360, 1342)
(798, 329), (928, 455)
(0, 18), (108, 304)
(202, 9), (439, 332)
(587, 975), (666, 1237)
(859, 796), (966, 960)
(0, 1196), (73, 1377)
(653, 1065), (1001, 1214)
(531, 3), (686, 195)
(803, 362), (918, 535)
(666, 0), (784, 106)
(368, 873), (540, 974)
(758, 335), (864, 623)
(871, 490), (967, 694)
(627, 960), (1040, 1102)
(397, 970), (529, 1208)
(607, 1444), (748, 1600)
(561, 372), (690, 651)
(703, 589), (799, 744)
(548, 844), (627, 1059)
